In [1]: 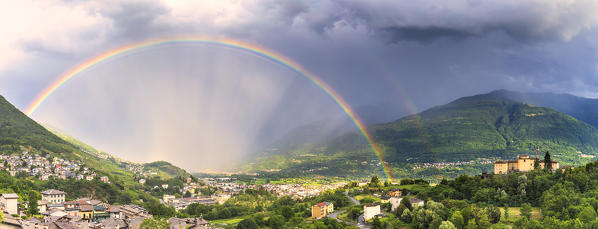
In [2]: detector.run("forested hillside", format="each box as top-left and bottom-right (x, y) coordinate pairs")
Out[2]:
(245, 91), (598, 180)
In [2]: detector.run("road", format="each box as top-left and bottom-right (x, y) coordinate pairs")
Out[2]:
(326, 209), (345, 222)
(345, 192), (371, 229)
(345, 191), (360, 205)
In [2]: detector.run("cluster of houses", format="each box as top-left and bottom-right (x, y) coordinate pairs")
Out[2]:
(259, 183), (346, 199)
(1, 189), (218, 229)
(161, 194), (230, 211)
(412, 159), (493, 170)
(0, 152), (107, 182)
(360, 189), (424, 222)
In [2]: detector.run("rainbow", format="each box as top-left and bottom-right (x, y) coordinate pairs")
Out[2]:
(25, 36), (393, 181)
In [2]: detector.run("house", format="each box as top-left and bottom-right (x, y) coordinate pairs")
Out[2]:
(323, 202), (334, 214)
(494, 154), (559, 174)
(388, 189), (402, 197)
(120, 205), (148, 219)
(43, 208), (67, 217)
(410, 198), (425, 207)
(139, 179), (146, 184)
(1, 193), (19, 214)
(79, 204), (94, 222)
(41, 189), (66, 203)
(64, 201), (80, 217)
(364, 203), (381, 221)
(162, 184), (169, 189)
(109, 205), (122, 219)
(100, 176), (110, 183)
(390, 197), (402, 212)
(93, 204), (110, 222)
(311, 203), (327, 218)
(37, 200), (48, 213)
(47, 203), (65, 210)
(163, 195), (176, 205)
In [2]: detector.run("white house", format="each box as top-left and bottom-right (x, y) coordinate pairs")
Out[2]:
(390, 197), (402, 212)
(364, 203), (381, 221)
(41, 189), (66, 203)
(1, 193), (19, 215)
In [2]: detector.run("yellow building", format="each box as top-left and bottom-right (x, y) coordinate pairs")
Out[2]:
(494, 154), (559, 174)
(311, 202), (334, 218)
(323, 202), (334, 214)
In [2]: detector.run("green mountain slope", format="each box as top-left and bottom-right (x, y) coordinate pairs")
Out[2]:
(371, 92), (598, 163)
(245, 91), (598, 180)
(0, 95), (80, 157)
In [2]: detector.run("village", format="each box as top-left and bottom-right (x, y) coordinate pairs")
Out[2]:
(0, 188), (212, 228)
(0, 152), (104, 182)
(0, 151), (581, 228)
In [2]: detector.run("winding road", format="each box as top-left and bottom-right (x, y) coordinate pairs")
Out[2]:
(344, 192), (371, 229)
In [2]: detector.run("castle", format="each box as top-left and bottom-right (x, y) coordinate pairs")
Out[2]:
(494, 154), (559, 174)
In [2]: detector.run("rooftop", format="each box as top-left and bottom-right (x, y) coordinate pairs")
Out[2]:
(41, 189), (66, 195)
(2, 193), (18, 199)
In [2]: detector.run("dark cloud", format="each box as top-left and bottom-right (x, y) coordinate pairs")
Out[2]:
(3, 0), (598, 171)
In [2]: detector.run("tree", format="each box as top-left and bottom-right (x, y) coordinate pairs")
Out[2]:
(449, 211), (464, 229)
(518, 175), (528, 202)
(544, 151), (552, 170)
(267, 215), (285, 229)
(140, 218), (170, 229)
(27, 190), (39, 216)
(521, 203), (532, 219)
(504, 204), (509, 220)
(439, 221), (457, 229)
(487, 206), (501, 224)
(280, 206), (294, 219)
(400, 209), (412, 223)
(0, 210), (4, 223)
(372, 217), (382, 229)
(370, 175), (381, 187)
(401, 197), (413, 211)
(578, 206), (596, 224)
(349, 207), (361, 220)
(236, 218), (258, 229)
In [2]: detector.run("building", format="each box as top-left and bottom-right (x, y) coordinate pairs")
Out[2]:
(390, 197), (402, 212)
(312, 203), (327, 219)
(37, 200), (48, 213)
(41, 189), (66, 203)
(1, 193), (19, 214)
(494, 154), (559, 174)
(80, 204), (94, 221)
(323, 202), (334, 214)
(410, 198), (425, 207)
(364, 203), (381, 221)
(388, 189), (402, 197)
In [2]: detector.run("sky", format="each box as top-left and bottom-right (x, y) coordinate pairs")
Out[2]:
(1, 0), (598, 172)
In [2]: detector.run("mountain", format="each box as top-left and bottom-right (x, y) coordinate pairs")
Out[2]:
(368, 91), (598, 163)
(487, 89), (598, 129)
(0, 95), (80, 157)
(244, 91), (598, 180)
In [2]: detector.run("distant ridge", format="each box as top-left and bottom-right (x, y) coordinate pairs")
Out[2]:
(244, 90), (598, 179)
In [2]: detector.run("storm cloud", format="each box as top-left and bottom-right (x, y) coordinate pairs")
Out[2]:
(1, 0), (598, 171)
